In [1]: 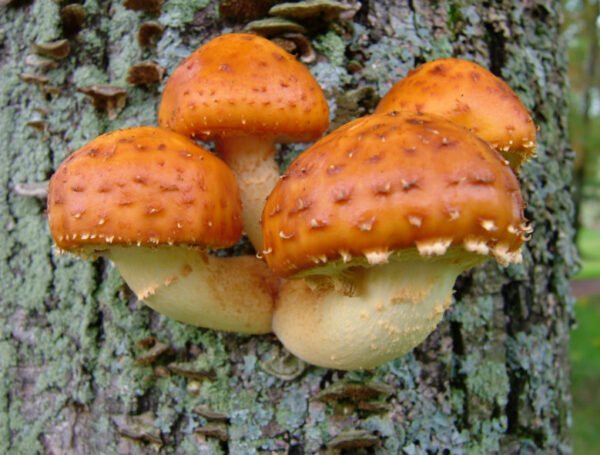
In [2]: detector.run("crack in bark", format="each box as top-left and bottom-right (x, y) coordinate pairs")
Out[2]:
(484, 11), (507, 75)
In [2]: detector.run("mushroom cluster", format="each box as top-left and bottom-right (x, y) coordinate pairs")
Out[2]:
(47, 33), (535, 370)
(48, 33), (328, 334)
(259, 58), (534, 369)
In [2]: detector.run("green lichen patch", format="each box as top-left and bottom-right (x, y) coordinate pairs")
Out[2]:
(160, 0), (210, 28)
(464, 357), (510, 406)
(313, 30), (345, 66)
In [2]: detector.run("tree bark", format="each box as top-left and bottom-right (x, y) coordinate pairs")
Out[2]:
(0, 0), (576, 454)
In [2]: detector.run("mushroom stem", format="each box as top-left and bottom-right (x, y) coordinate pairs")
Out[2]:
(216, 136), (280, 253)
(107, 246), (277, 334)
(273, 252), (483, 370)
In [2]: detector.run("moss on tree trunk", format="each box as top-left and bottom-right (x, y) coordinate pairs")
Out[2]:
(0, 0), (576, 453)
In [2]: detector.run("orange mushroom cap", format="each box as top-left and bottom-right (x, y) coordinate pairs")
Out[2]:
(375, 58), (536, 169)
(158, 33), (329, 143)
(262, 112), (528, 276)
(48, 127), (242, 251)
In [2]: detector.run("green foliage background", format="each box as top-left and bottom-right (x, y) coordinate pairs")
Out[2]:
(564, 1), (600, 453)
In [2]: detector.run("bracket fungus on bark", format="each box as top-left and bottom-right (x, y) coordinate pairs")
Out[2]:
(244, 17), (308, 37)
(124, 0), (163, 14)
(25, 54), (59, 72)
(138, 21), (164, 47)
(268, 1), (357, 23)
(127, 61), (165, 86)
(19, 72), (49, 86)
(77, 85), (127, 120)
(61, 4), (86, 36)
(32, 39), (71, 60)
(158, 33), (329, 252)
(272, 33), (317, 64)
(262, 112), (529, 370)
(47, 127), (276, 334)
(375, 58), (536, 170)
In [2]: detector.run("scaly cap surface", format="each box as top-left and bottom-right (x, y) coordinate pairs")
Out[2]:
(48, 127), (242, 250)
(158, 33), (329, 142)
(376, 58), (536, 169)
(262, 112), (528, 276)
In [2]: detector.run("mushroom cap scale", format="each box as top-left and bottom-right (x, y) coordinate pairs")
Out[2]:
(158, 33), (329, 143)
(375, 58), (536, 169)
(48, 126), (242, 251)
(262, 112), (527, 276)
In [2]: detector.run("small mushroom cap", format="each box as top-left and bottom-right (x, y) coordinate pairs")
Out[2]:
(158, 33), (329, 143)
(375, 58), (536, 169)
(262, 112), (527, 276)
(48, 127), (242, 251)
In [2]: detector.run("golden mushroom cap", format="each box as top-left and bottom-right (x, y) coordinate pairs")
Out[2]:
(262, 112), (528, 277)
(376, 58), (536, 169)
(48, 126), (243, 251)
(158, 33), (329, 143)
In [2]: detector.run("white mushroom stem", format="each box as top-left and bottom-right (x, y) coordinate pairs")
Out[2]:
(107, 246), (277, 334)
(273, 253), (484, 370)
(216, 136), (280, 253)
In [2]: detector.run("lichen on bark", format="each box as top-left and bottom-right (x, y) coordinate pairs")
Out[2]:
(0, 0), (575, 453)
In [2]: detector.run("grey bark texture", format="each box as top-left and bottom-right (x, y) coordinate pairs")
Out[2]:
(0, 0), (576, 454)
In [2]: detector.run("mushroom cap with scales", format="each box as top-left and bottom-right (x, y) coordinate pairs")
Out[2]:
(48, 126), (242, 251)
(376, 58), (536, 169)
(158, 33), (329, 143)
(262, 112), (528, 277)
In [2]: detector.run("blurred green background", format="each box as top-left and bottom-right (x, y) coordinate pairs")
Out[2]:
(564, 1), (600, 453)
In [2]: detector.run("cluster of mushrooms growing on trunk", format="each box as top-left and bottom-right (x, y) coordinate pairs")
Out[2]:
(48, 33), (536, 370)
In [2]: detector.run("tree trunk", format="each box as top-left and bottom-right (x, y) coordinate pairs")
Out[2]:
(0, 1), (576, 453)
